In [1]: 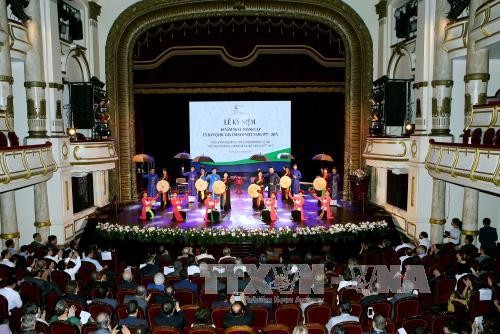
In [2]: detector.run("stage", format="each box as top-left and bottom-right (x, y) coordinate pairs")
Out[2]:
(112, 190), (386, 230)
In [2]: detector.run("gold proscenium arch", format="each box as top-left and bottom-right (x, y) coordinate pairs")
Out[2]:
(106, 0), (373, 201)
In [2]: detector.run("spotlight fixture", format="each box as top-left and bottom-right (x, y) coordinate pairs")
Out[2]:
(67, 127), (76, 136)
(404, 123), (415, 135)
(7, 0), (32, 25)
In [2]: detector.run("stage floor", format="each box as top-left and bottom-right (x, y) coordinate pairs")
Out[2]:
(114, 191), (385, 230)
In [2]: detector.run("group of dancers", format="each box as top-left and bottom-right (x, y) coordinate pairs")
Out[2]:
(139, 164), (341, 224)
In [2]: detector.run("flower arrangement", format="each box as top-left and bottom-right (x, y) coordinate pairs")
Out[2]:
(95, 221), (388, 246)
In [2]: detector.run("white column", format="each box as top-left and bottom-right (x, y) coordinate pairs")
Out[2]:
(0, 192), (19, 249)
(429, 179), (446, 244)
(461, 188), (479, 243)
(0, 0), (14, 133)
(375, 0), (388, 78)
(34, 182), (51, 241)
(24, 0), (47, 137)
(88, 1), (102, 76)
(431, 0), (453, 135)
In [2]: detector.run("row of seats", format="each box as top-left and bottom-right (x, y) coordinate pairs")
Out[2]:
(462, 127), (500, 146)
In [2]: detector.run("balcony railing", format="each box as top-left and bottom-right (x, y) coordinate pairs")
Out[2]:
(443, 17), (468, 58)
(470, 0), (500, 50)
(0, 143), (57, 192)
(425, 140), (499, 194)
(69, 140), (117, 168)
(363, 137), (412, 162)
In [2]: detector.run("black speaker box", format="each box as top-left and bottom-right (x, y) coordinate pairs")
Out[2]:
(70, 84), (93, 129)
(384, 81), (408, 126)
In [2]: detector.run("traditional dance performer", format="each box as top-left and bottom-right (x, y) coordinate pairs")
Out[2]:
(330, 167), (341, 207)
(288, 190), (305, 222)
(204, 192), (220, 224)
(181, 166), (198, 202)
(234, 176), (244, 195)
(220, 172), (232, 212)
(143, 168), (159, 198)
(281, 166), (292, 203)
(197, 167), (208, 203)
(205, 168), (221, 197)
(170, 191), (188, 222)
(291, 164), (302, 195)
(252, 171), (266, 210)
(160, 168), (171, 208)
(310, 188), (333, 220)
(140, 191), (158, 221)
(317, 168), (330, 206)
(263, 192), (278, 222)
(264, 167), (280, 198)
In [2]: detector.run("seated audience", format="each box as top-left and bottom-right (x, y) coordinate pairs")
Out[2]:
(154, 301), (185, 329)
(219, 247), (236, 263)
(191, 307), (215, 328)
(372, 314), (387, 334)
(30, 233), (45, 248)
(147, 272), (166, 291)
(118, 268), (138, 290)
(124, 285), (150, 311)
(0, 277), (22, 314)
(63, 280), (87, 304)
(83, 248), (106, 272)
(118, 300), (148, 327)
(173, 269), (198, 293)
(92, 286), (118, 309)
(20, 314), (36, 334)
(195, 247), (215, 263)
(222, 294), (253, 328)
(49, 300), (81, 327)
(325, 301), (359, 333)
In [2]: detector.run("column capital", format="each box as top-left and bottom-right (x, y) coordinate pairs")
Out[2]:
(0, 231), (20, 239)
(375, 0), (387, 20)
(431, 80), (454, 88)
(89, 1), (102, 21)
(429, 218), (446, 225)
(24, 81), (47, 89)
(0, 75), (14, 84)
(461, 229), (479, 236)
(464, 73), (490, 83)
(34, 220), (51, 228)
(413, 81), (428, 89)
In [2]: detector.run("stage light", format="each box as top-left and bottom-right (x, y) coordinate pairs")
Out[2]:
(67, 127), (76, 136)
(8, 0), (32, 25)
(404, 123), (415, 135)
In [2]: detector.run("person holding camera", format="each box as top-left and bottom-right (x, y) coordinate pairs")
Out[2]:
(154, 301), (185, 330)
(444, 218), (462, 245)
(222, 293), (253, 328)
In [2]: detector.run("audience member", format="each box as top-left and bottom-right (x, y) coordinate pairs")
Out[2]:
(222, 294), (253, 328)
(325, 301), (359, 333)
(478, 218), (497, 249)
(118, 300), (148, 327)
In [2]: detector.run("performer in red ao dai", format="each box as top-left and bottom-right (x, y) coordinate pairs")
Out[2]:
(204, 192), (220, 223)
(234, 176), (244, 195)
(288, 190), (305, 221)
(140, 191), (158, 221)
(264, 192), (278, 221)
(310, 188), (333, 220)
(170, 191), (188, 222)
(252, 171), (266, 210)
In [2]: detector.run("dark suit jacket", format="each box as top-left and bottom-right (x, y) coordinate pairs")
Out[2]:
(140, 263), (160, 277)
(479, 226), (498, 249)
(118, 316), (148, 327)
(360, 294), (387, 309)
(153, 295), (176, 305)
(64, 293), (88, 305)
(222, 307), (253, 328)
(29, 241), (45, 248)
(93, 297), (118, 309)
(154, 311), (185, 329)
(25, 276), (62, 297)
(118, 281), (138, 290)
(173, 279), (198, 293)
(123, 295), (148, 311)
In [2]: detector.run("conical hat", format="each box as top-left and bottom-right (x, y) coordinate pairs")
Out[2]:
(213, 180), (226, 195)
(313, 177), (327, 191)
(248, 184), (261, 198)
(195, 179), (208, 191)
(279, 175), (292, 188)
(156, 180), (170, 193)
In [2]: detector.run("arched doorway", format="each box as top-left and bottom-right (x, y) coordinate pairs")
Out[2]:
(106, 0), (373, 201)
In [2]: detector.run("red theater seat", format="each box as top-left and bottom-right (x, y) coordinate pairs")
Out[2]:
(275, 304), (301, 329)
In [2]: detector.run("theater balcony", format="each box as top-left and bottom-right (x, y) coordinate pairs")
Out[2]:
(362, 137), (412, 166)
(469, 0), (500, 50)
(443, 17), (468, 59)
(0, 143), (57, 192)
(69, 139), (118, 171)
(7, 19), (32, 60)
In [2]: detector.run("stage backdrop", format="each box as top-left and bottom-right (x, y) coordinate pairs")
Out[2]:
(189, 101), (291, 165)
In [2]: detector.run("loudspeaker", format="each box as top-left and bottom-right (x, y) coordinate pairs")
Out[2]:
(384, 81), (408, 126)
(70, 83), (93, 129)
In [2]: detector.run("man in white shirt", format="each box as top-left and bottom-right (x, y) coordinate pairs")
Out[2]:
(58, 250), (82, 280)
(0, 277), (23, 314)
(394, 239), (415, 252)
(325, 301), (359, 333)
(218, 247), (236, 263)
(0, 250), (14, 268)
(82, 249), (105, 272)
(195, 247), (215, 263)
(417, 232), (432, 250)
(416, 245), (427, 259)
